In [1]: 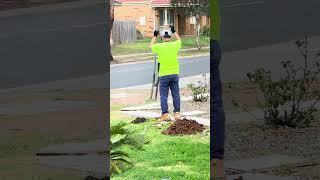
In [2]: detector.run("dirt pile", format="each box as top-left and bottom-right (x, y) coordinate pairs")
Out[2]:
(162, 119), (205, 135)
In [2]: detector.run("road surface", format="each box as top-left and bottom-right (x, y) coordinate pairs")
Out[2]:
(111, 56), (209, 89)
(0, 3), (108, 89)
(222, 0), (320, 52)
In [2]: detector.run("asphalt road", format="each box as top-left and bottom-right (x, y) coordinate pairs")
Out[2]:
(110, 56), (209, 89)
(0, 3), (108, 89)
(221, 0), (320, 52)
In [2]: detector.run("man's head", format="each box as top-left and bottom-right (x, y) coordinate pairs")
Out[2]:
(160, 29), (172, 42)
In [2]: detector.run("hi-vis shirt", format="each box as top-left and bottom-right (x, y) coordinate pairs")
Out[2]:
(151, 40), (182, 77)
(211, 0), (221, 41)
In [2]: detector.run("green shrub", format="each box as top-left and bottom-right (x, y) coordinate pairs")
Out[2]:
(200, 26), (210, 37)
(247, 37), (320, 128)
(136, 30), (144, 40)
(187, 74), (210, 102)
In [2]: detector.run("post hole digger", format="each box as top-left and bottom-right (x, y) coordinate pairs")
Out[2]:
(150, 54), (160, 100)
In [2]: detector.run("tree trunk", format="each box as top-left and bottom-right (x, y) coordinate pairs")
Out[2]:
(195, 15), (201, 50)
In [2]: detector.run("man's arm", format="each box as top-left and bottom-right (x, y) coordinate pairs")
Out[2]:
(149, 36), (157, 48)
(150, 30), (159, 48)
(170, 24), (181, 41)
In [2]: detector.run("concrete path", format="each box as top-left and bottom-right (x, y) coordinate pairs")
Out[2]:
(227, 173), (295, 180)
(225, 155), (306, 172)
(36, 139), (107, 177)
(37, 155), (107, 177)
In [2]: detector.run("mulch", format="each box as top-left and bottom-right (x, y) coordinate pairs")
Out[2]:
(162, 119), (205, 136)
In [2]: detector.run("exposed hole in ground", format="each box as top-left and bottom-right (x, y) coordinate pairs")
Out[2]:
(131, 117), (147, 124)
(162, 119), (205, 135)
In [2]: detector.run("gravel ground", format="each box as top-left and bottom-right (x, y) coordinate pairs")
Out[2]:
(225, 114), (320, 180)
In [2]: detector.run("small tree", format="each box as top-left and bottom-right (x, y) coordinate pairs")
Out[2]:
(247, 37), (320, 128)
(187, 74), (210, 102)
(171, 0), (209, 50)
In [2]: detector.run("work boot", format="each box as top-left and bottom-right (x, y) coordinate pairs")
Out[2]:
(158, 113), (171, 123)
(174, 112), (182, 121)
(210, 159), (226, 180)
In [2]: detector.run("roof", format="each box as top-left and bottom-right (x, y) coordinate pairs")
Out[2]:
(116, 0), (149, 2)
(151, 0), (170, 4)
(116, 0), (171, 5)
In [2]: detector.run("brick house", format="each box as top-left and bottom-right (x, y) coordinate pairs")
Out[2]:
(113, 0), (210, 37)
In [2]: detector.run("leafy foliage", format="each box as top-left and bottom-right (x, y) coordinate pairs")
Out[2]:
(170, 0), (209, 17)
(171, 0), (209, 50)
(110, 123), (147, 174)
(200, 26), (210, 37)
(187, 74), (210, 102)
(136, 29), (144, 40)
(247, 37), (320, 128)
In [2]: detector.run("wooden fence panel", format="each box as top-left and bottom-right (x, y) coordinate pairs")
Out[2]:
(112, 20), (137, 44)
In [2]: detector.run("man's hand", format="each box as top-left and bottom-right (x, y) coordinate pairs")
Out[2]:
(169, 24), (176, 34)
(170, 24), (180, 41)
(154, 30), (160, 37)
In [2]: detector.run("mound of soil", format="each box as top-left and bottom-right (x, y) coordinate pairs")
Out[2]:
(162, 119), (205, 136)
(131, 117), (147, 124)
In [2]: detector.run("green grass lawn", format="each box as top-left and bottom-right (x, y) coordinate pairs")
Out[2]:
(111, 36), (210, 56)
(111, 106), (210, 180)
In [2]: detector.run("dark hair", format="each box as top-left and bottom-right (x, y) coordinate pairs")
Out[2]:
(164, 31), (171, 38)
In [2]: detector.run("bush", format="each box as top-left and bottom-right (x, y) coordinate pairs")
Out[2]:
(136, 30), (144, 40)
(247, 37), (320, 128)
(187, 74), (210, 102)
(200, 26), (210, 37)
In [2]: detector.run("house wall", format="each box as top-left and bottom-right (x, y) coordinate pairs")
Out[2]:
(114, 3), (155, 37)
(114, 3), (211, 37)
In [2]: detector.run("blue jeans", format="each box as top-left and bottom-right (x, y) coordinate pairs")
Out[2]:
(210, 40), (225, 160)
(159, 74), (181, 114)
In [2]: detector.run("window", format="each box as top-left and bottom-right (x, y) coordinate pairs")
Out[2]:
(159, 8), (174, 26)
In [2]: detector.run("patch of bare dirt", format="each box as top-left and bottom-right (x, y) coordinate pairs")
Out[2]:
(162, 119), (205, 136)
(131, 117), (147, 124)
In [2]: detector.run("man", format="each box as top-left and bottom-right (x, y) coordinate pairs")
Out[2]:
(211, 0), (226, 179)
(149, 25), (182, 124)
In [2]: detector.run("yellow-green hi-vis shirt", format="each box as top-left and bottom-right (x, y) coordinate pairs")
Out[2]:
(211, 0), (221, 41)
(151, 40), (182, 77)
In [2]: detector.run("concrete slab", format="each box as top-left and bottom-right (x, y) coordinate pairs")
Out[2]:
(185, 116), (210, 126)
(121, 111), (160, 118)
(225, 155), (306, 171)
(111, 93), (131, 99)
(0, 100), (97, 115)
(37, 139), (106, 154)
(183, 111), (206, 116)
(121, 111), (207, 119)
(227, 173), (295, 180)
(122, 102), (160, 111)
(37, 155), (107, 176)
